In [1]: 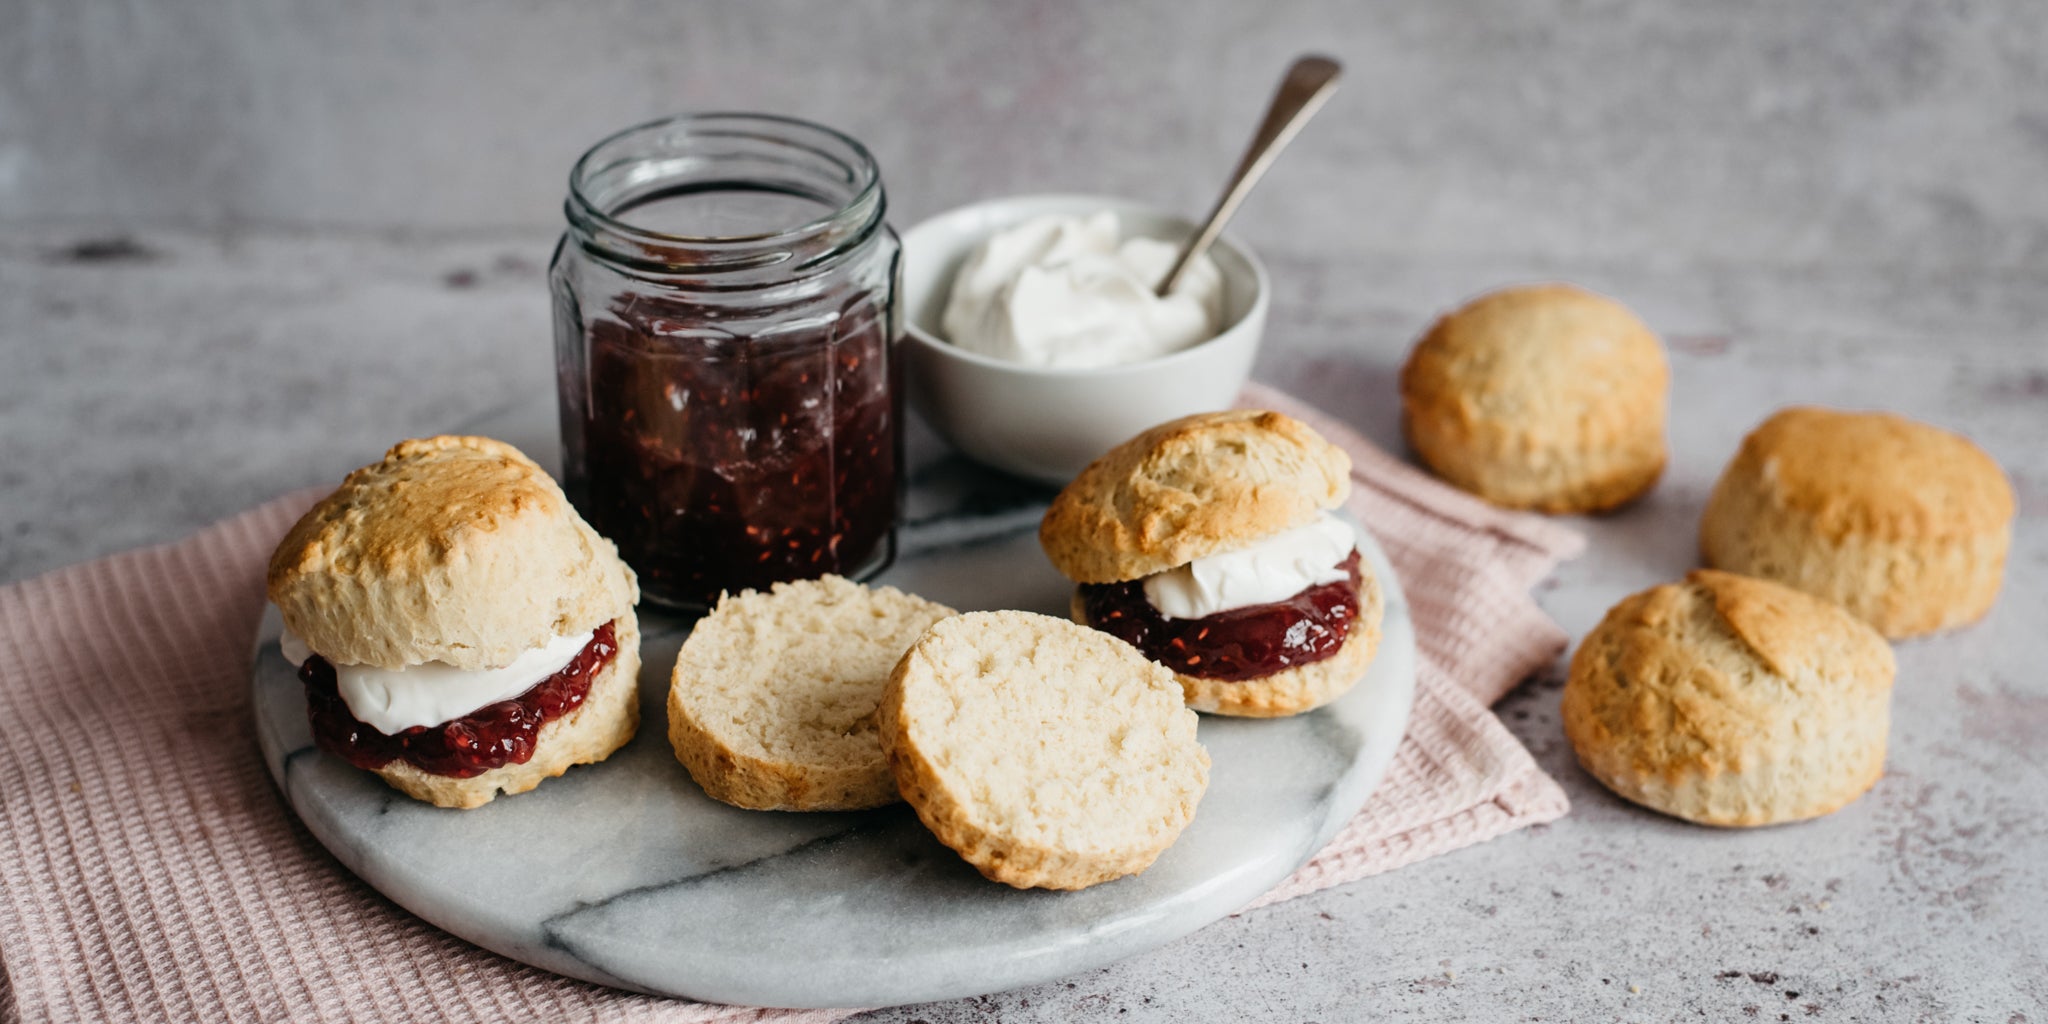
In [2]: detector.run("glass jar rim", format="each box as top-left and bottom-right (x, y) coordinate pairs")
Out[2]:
(564, 112), (885, 275)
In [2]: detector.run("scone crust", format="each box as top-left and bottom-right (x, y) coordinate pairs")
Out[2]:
(1399, 283), (1669, 513)
(879, 611), (1209, 890)
(1040, 410), (1351, 584)
(373, 609), (643, 810)
(667, 576), (957, 812)
(1562, 570), (1894, 827)
(1069, 561), (1385, 717)
(268, 435), (639, 670)
(1700, 407), (2014, 638)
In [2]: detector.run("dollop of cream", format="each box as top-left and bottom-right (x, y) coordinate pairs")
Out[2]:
(1143, 514), (1357, 620)
(280, 627), (592, 734)
(940, 210), (1225, 368)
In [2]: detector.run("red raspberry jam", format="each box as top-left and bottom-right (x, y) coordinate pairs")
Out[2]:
(1079, 551), (1363, 682)
(565, 291), (899, 610)
(300, 621), (619, 778)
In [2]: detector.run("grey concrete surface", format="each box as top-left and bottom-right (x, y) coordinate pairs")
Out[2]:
(3, 1), (2044, 1020)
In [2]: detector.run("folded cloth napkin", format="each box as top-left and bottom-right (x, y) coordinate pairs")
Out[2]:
(0, 385), (1580, 1024)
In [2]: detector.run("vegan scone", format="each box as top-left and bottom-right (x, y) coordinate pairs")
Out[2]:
(267, 435), (642, 810)
(1041, 410), (1384, 717)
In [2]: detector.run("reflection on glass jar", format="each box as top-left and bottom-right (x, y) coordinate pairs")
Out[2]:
(552, 113), (902, 611)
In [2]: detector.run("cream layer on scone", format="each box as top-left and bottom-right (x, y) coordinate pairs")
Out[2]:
(280, 627), (595, 735)
(1142, 513), (1355, 619)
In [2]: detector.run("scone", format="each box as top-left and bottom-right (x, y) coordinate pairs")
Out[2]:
(1400, 283), (1669, 513)
(267, 435), (642, 810)
(1040, 410), (1383, 717)
(668, 576), (956, 811)
(1700, 407), (2014, 639)
(878, 611), (1209, 890)
(1562, 570), (1895, 827)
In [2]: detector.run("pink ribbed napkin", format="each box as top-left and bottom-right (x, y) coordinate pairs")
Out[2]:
(0, 386), (1580, 1023)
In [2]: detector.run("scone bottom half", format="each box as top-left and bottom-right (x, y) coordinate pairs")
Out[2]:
(1041, 410), (1379, 716)
(355, 613), (643, 809)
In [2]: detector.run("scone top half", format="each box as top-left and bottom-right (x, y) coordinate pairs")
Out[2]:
(267, 435), (639, 670)
(1040, 409), (1351, 585)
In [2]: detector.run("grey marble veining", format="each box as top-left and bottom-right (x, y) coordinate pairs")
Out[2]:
(251, 407), (1417, 1008)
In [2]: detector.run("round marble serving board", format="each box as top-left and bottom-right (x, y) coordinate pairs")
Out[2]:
(252, 401), (1417, 1009)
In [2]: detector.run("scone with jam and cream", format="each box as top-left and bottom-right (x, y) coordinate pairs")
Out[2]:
(1040, 410), (1383, 717)
(267, 435), (641, 809)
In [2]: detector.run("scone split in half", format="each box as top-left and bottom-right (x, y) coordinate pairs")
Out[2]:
(267, 436), (643, 810)
(668, 575), (957, 811)
(1041, 410), (1385, 717)
(879, 611), (1210, 890)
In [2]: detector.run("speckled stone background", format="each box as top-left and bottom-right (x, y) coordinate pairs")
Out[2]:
(4, 1), (2044, 1020)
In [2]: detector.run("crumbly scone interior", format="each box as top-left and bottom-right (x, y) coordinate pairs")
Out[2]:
(898, 618), (1205, 853)
(678, 579), (954, 770)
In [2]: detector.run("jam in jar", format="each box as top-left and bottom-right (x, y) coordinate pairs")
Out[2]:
(552, 114), (902, 609)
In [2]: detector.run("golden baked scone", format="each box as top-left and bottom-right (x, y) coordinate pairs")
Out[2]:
(1562, 570), (1895, 827)
(268, 435), (637, 671)
(879, 611), (1209, 890)
(378, 610), (642, 810)
(1043, 410), (1377, 718)
(668, 576), (956, 811)
(1040, 410), (1350, 585)
(270, 434), (643, 809)
(1700, 407), (2014, 639)
(1069, 566), (1384, 717)
(1399, 283), (1668, 513)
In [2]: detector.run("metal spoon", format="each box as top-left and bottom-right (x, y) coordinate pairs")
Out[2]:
(1156, 55), (1343, 297)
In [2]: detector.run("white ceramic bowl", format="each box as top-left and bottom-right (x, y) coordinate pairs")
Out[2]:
(900, 193), (1268, 485)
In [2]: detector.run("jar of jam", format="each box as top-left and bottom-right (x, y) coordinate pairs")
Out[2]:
(552, 113), (902, 610)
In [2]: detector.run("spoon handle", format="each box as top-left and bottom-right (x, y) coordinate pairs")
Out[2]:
(1157, 55), (1343, 297)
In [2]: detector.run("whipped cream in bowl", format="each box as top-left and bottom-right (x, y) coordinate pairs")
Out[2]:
(901, 194), (1269, 485)
(940, 211), (1225, 369)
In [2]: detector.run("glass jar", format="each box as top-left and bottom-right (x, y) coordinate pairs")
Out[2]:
(551, 113), (902, 611)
